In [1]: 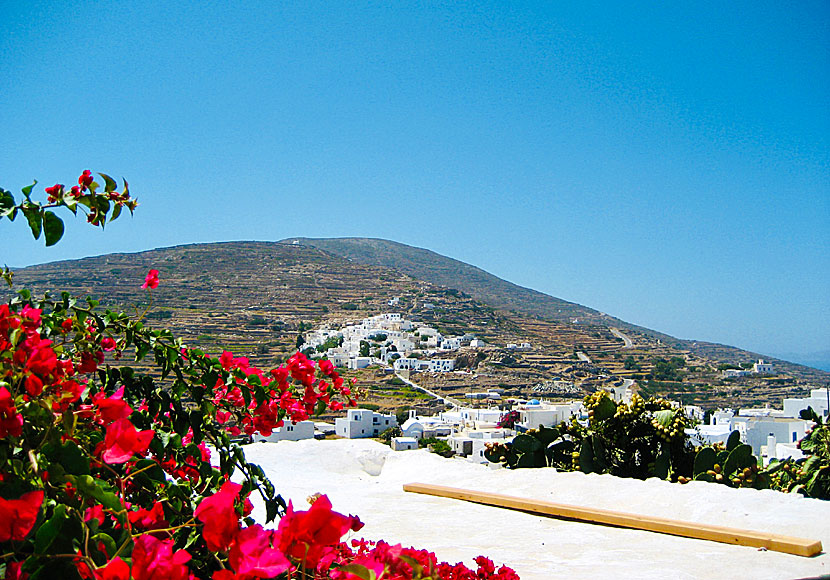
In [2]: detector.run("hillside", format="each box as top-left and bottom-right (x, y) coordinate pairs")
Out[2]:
(287, 237), (828, 382)
(4, 240), (828, 412)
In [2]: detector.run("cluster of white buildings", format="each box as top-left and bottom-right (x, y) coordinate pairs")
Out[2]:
(303, 313), (474, 372)
(688, 388), (828, 464)
(721, 359), (776, 378)
(254, 385), (828, 472)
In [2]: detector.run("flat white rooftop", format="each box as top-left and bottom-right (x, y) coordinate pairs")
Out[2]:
(244, 439), (830, 580)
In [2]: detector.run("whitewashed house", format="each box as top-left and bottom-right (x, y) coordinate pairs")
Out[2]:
(253, 420), (315, 443)
(783, 388), (830, 420)
(394, 358), (421, 371)
(324, 350), (350, 367)
(752, 359), (775, 374)
(685, 423), (732, 446)
(516, 401), (578, 430)
(731, 416), (810, 457)
(400, 411), (454, 440)
(335, 409), (398, 438)
(449, 428), (514, 464)
(459, 407), (505, 428)
(440, 338), (462, 351)
(347, 356), (372, 369)
(428, 359), (455, 372)
(391, 437), (418, 451)
(722, 369), (751, 378)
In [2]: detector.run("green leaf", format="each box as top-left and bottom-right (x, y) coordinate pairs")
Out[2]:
(653, 445), (670, 479)
(511, 434), (542, 454)
(22, 206), (43, 240)
(43, 211), (64, 246)
(47, 441), (89, 475)
(99, 173), (117, 193)
(592, 395), (617, 422)
(0, 188), (16, 219)
(21, 180), (37, 200)
(693, 446), (717, 476)
(110, 203), (122, 222)
(337, 564), (377, 580)
(726, 430), (741, 451)
(34, 504), (67, 553)
(723, 444), (754, 477)
(91, 532), (117, 560)
(579, 438), (595, 473)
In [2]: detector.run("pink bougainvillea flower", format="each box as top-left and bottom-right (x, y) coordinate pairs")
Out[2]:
(131, 534), (191, 580)
(0, 490), (44, 542)
(194, 481), (242, 551)
(85, 504), (106, 526)
(101, 337), (117, 351)
(141, 269), (159, 290)
(276, 495), (363, 568)
(228, 524), (291, 578)
(101, 418), (154, 464)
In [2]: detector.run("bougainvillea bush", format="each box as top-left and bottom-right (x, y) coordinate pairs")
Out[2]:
(0, 172), (520, 580)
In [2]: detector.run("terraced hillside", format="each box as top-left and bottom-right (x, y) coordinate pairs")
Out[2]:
(3, 240), (827, 412)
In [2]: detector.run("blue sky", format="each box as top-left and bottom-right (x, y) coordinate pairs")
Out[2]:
(2, 2), (828, 361)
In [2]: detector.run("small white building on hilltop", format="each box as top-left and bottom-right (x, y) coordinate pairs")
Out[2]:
(335, 409), (398, 439)
(753, 359), (775, 374)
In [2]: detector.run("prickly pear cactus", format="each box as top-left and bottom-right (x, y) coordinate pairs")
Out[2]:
(691, 431), (770, 489)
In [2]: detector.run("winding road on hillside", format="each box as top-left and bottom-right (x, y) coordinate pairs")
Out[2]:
(394, 370), (463, 408)
(611, 327), (634, 349)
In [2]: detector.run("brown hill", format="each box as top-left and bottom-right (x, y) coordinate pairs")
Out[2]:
(4, 240), (828, 411)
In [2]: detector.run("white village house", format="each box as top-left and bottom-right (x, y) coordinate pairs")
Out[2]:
(335, 408), (398, 439)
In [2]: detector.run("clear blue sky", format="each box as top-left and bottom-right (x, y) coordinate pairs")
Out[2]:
(2, 2), (828, 361)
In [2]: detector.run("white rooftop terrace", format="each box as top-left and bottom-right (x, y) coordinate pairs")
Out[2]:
(243, 439), (830, 580)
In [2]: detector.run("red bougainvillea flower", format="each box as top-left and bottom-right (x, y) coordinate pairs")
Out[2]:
(101, 418), (154, 464)
(0, 386), (23, 439)
(194, 481), (242, 551)
(228, 524), (291, 578)
(93, 557), (130, 580)
(128, 502), (168, 534)
(45, 183), (64, 202)
(94, 386), (133, 426)
(79, 169), (94, 189)
(3, 561), (26, 580)
(276, 495), (363, 568)
(101, 337), (117, 351)
(317, 358), (335, 376)
(0, 490), (44, 542)
(131, 534), (191, 580)
(141, 269), (159, 290)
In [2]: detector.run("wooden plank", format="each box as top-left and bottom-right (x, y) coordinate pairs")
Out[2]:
(403, 482), (823, 557)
